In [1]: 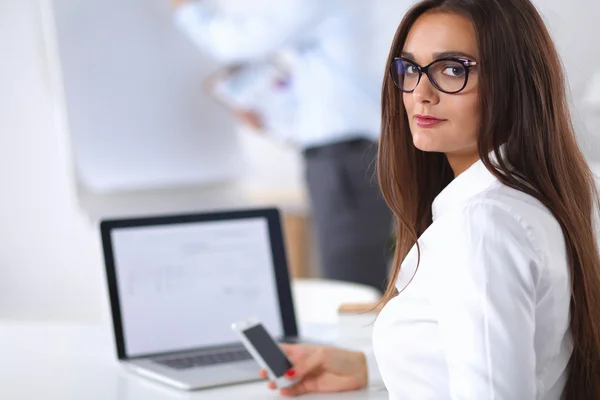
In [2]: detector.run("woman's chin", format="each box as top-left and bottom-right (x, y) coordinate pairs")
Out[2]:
(412, 136), (444, 153)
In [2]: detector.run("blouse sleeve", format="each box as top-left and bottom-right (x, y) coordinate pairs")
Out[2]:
(431, 203), (543, 399)
(363, 347), (384, 386)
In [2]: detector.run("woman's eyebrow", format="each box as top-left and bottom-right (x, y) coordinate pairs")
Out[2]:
(432, 51), (477, 60)
(401, 51), (416, 60)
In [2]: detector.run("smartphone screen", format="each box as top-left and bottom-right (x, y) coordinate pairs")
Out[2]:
(242, 324), (292, 377)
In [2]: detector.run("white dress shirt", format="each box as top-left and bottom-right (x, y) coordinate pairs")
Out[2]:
(174, 0), (386, 149)
(371, 159), (572, 399)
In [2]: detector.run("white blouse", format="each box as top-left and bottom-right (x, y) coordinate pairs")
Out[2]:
(370, 159), (572, 399)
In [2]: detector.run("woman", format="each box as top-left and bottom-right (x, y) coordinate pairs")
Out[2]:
(260, 0), (600, 398)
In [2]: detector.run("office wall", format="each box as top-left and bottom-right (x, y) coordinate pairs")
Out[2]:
(533, 0), (600, 157)
(0, 0), (106, 321)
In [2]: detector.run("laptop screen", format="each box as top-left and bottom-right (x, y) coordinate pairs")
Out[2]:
(103, 210), (292, 359)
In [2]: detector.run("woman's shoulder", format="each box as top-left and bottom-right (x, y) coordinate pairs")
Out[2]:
(427, 181), (568, 291)
(466, 180), (558, 226)
(458, 181), (565, 263)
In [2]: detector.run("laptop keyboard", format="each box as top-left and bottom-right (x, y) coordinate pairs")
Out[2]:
(153, 346), (253, 370)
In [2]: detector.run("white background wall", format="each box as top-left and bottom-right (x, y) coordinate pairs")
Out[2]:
(1, 0), (599, 323)
(0, 0), (107, 321)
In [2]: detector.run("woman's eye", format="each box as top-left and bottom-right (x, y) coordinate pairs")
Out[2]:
(405, 65), (418, 74)
(443, 65), (466, 77)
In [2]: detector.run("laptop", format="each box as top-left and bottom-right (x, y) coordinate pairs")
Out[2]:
(100, 208), (302, 390)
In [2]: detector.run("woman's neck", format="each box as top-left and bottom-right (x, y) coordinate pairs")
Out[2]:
(446, 151), (480, 178)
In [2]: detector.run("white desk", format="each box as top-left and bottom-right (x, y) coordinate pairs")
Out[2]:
(0, 321), (387, 399)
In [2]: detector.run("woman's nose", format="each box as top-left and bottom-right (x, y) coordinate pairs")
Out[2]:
(413, 74), (439, 104)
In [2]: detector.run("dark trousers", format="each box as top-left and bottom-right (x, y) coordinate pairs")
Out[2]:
(304, 138), (393, 293)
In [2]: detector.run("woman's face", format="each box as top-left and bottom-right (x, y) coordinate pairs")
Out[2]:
(402, 12), (480, 166)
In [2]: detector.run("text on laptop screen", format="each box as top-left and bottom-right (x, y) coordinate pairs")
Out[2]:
(110, 217), (283, 358)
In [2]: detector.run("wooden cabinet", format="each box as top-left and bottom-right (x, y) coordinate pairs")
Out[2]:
(281, 213), (311, 278)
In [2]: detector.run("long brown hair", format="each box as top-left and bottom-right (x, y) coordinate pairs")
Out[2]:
(377, 0), (600, 397)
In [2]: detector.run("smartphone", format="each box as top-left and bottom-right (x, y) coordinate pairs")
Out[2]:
(231, 319), (299, 389)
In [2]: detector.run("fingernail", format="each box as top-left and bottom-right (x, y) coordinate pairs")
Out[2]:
(285, 368), (296, 378)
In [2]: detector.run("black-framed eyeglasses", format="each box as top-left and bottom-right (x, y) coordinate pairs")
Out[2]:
(390, 57), (478, 94)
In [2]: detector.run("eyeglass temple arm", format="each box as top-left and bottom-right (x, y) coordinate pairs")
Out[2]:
(392, 57), (477, 66)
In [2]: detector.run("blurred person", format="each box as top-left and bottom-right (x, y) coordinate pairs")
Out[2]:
(246, 0), (600, 398)
(171, 0), (395, 292)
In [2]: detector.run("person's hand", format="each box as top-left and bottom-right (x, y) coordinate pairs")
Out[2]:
(170, 0), (191, 9)
(258, 344), (368, 397)
(235, 109), (265, 131)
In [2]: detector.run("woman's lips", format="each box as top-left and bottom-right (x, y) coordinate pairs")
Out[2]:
(415, 115), (446, 128)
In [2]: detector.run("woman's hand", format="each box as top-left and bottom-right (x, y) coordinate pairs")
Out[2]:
(258, 344), (368, 397)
